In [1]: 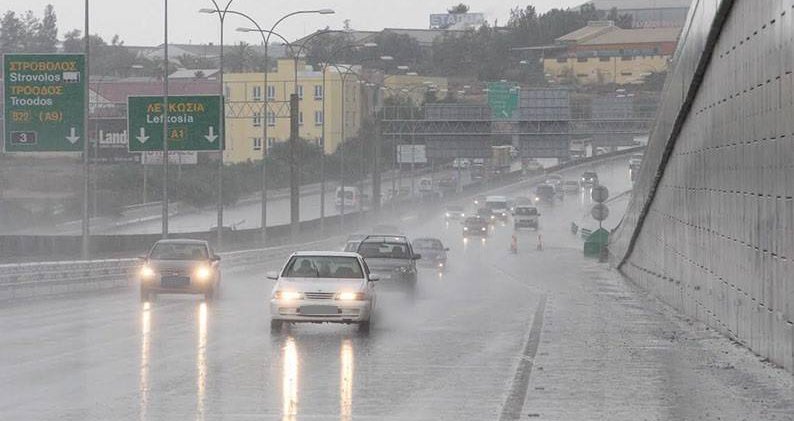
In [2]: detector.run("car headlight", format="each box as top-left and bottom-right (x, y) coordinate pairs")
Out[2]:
(481, 227), (486, 231)
(490, 215), (495, 220)
(194, 266), (212, 281)
(464, 226), (469, 231)
(274, 290), (303, 300)
(336, 292), (365, 301)
(445, 212), (450, 217)
(140, 265), (156, 279)
(437, 262), (444, 268)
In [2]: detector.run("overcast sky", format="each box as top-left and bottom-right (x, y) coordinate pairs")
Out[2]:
(9, 0), (585, 46)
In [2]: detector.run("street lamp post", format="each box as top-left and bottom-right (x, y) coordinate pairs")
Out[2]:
(203, 1), (236, 248)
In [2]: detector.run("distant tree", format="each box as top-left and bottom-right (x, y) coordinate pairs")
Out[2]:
(448, 3), (470, 14)
(35, 4), (58, 52)
(0, 11), (25, 53)
(607, 7), (633, 29)
(226, 41), (254, 72)
(61, 28), (81, 52)
(343, 19), (352, 31)
(177, 53), (216, 69)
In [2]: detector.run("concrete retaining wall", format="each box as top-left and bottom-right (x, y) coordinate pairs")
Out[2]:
(610, 0), (794, 372)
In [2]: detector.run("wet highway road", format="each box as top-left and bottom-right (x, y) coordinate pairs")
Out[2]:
(3, 157), (792, 420)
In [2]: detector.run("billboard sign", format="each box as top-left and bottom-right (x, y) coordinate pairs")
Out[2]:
(429, 12), (485, 29)
(3, 53), (86, 152)
(397, 144), (427, 164)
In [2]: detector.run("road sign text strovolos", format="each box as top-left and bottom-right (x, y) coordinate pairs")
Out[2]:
(3, 54), (86, 152)
(127, 95), (222, 152)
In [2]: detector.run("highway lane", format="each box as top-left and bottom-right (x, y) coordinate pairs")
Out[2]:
(0, 160), (621, 420)
(3, 156), (791, 420)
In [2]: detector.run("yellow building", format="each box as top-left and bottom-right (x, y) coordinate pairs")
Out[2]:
(224, 59), (364, 163)
(532, 22), (680, 85)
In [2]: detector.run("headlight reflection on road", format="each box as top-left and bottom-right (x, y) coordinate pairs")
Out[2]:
(139, 302), (151, 421)
(282, 337), (299, 421)
(197, 302), (208, 421)
(340, 339), (354, 421)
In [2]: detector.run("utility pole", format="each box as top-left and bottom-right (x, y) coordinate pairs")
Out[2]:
(81, 0), (90, 259)
(161, 0), (169, 239)
(289, 93), (300, 238)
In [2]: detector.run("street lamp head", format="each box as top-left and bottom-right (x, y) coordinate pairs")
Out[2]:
(397, 65), (410, 71)
(406, 72), (418, 76)
(362, 42), (378, 48)
(198, 8), (218, 14)
(236, 27), (256, 33)
(519, 60), (528, 64)
(380, 55), (394, 61)
(317, 9), (335, 14)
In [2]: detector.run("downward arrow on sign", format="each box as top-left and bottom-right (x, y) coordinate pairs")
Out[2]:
(204, 126), (218, 143)
(65, 127), (80, 144)
(136, 127), (149, 144)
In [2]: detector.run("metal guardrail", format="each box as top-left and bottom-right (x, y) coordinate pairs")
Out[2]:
(0, 236), (344, 302)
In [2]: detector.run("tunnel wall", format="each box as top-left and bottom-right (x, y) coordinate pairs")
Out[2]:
(610, 0), (794, 372)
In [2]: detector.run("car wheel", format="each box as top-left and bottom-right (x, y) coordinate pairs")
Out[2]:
(358, 321), (371, 335)
(270, 319), (283, 334)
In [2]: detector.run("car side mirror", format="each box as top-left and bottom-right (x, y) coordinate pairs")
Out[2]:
(444, 247), (450, 251)
(412, 254), (422, 260)
(211, 255), (221, 262)
(137, 255), (147, 261)
(266, 271), (279, 280)
(368, 274), (380, 282)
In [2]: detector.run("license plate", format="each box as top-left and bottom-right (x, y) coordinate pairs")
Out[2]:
(299, 305), (339, 315)
(161, 276), (190, 287)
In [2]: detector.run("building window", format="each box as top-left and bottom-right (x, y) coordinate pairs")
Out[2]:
(267, 137), (276, 151)
(253, 112), (262, 127)
(314, 110), (324, 126)
(267, 111), (275, 127)
(621, 56), (634, 61)
(267, 85), (276, 100)
(252, 86), (262, 101)
(576, 73), (589, 78)
(224, 85), (230, 99)
(299, 111), (304, 126)
(599, 57), (610, 62)
(620, 71), (633, 76)
(297, 85), (304, 100)
(314, 85), (323, 100)
(577, 57), (588, 63)
(253, 137), (262, 151)
(556, 57), (567, 63)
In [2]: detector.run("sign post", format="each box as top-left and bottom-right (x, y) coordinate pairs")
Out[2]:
(3, 54), (86, 152)
(127, 95), (223, 152)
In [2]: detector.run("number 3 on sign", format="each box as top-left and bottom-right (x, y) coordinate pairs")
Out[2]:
(168, 127), (186, 141)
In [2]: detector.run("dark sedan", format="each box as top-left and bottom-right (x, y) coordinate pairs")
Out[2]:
(139, 239), (221, 302)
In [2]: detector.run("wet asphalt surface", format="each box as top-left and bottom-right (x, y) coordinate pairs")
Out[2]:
(3, 158), (792, 420)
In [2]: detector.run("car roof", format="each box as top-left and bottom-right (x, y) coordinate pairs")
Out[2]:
(413, 237), (442, 242)
(291, 251), (361, 257)
(486, 195), (507, 201)
(154, 239), (208, 245)
(361, 235), (409, 243)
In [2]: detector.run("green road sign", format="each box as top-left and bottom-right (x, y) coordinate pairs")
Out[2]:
(3, 54), (85, 152)
(127, 95), (222, 152)
(487, 81), (519, 120)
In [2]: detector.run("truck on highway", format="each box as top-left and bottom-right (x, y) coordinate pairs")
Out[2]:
(490, 146), (512, 176)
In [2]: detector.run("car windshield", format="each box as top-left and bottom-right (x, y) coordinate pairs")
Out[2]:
(149, 243), (208, 260)
(413, 239), (443, 249)
(446, 205), (463, 212)
(485, 201), (508, 209)
(466, 217), (486, 225)
(357, 240), (411, 259)
(537, 185), (554, 193)
(283, 255), (363, 278)
(514, 207), (538, 216)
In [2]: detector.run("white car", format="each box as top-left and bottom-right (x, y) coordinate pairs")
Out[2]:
(268, 251), (378, 334)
